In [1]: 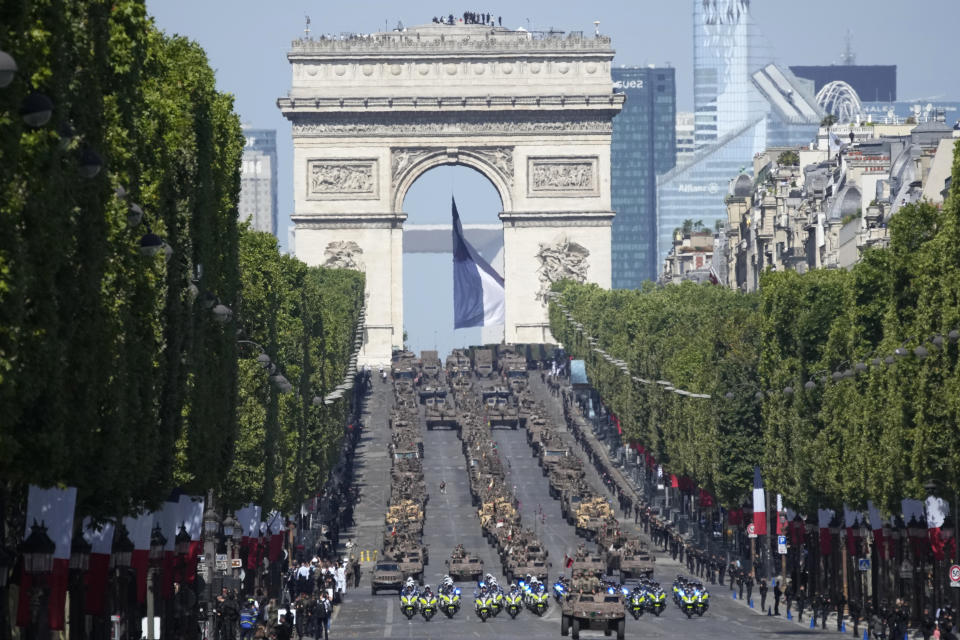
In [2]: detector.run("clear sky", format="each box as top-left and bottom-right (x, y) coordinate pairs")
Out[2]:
(147, 0), (960, 356)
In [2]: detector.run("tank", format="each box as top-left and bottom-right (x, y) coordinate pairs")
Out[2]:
(425, 389), (459, 430)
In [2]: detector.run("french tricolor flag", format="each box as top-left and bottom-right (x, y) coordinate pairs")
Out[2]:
(752, 467), (767, 536)
(452, 197), (504, 329)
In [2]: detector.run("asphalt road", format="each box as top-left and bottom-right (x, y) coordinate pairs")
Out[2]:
(329, 376), (840, 639)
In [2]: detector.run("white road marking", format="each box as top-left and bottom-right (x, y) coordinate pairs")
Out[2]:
(384, 596), (393, 637)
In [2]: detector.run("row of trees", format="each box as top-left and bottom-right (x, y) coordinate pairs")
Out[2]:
(549, 141), (960, 515)
(0, 1), (363, 538)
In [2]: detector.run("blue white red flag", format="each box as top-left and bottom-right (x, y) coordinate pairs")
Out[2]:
(452, 197), (504, 328)
(752, 466), (767, 536)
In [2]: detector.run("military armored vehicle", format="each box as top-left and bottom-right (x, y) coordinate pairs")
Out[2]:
(425, 389), (459, 430)
(481, 387), (519, 429)
(560, 489), (589, 524)
(538, 440), (569, 475)
(499, 350), (528, 393)
(547, 457), (585, 498)
(574, 498), (613, 540)
(559, 586), (626, 640)
(473, 348), (494, 378)
(445, 545), (484, 582)
(445, 349), (472, 376)
(612, 541), (656, 579)
(370, 561), (404, 595)
(569, 549), (606, 578)
(419, 350), (441, 379)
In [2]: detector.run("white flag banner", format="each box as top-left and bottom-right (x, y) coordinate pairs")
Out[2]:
(82, 517), (115, 555)
(926, 496), (950, 529)
(867, 500), (884, 531)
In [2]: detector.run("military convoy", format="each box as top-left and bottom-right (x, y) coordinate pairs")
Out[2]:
(480, 387), (519, 429)
(445, 544), (484, 582)
(424, 388), (459, 431)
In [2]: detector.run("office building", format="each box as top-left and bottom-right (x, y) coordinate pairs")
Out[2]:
(675, 112), (696, 165)
(790, 65), (896, 103)
(656, 1), (821, 267)
(610, 66), (677, 287)
(239, 127), (278, 236)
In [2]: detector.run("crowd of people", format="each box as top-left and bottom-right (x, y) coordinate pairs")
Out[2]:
(431, 11), (502, 26)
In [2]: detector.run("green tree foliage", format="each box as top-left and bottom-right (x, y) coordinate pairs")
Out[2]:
(224, 228), (364, 514)
(551, 139), (960, 514)
(0, 1), (242, 520)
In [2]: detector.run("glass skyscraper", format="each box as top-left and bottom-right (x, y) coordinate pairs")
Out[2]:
(611, 67), (677, 288)
(239, 127), (279, 236)
(656, 1), (819, 270)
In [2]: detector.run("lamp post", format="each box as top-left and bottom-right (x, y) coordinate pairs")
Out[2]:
(147, 525), (166, 640)
(20, 521), (56, 640)
(0, 542), (15, 640)
(69, 533), (91, 640)
(202, 496), (220, 640)
(221, 515), (238, 584)
(111, 525), (134, 640)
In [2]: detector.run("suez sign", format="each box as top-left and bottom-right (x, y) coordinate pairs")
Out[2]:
(613, 80), (645, 90)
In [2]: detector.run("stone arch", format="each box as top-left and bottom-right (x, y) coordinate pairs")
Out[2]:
(391, 148), (513, 214)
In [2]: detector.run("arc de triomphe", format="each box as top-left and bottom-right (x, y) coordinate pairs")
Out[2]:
(278, 23), (623, 366)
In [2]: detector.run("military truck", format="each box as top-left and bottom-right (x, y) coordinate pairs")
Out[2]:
(499, 350), (528, 393)
(419, 350), (441, 379)
(425, 389), (459, 430)
(473, 348), (494, 378)
(538, 441), (569, 476)
(547, 457), (585, 499)
(370, 561), (404, 595)
(559, 577), (626, 640)
(445, 349), (472, 376)
(445, 546), (484, 582)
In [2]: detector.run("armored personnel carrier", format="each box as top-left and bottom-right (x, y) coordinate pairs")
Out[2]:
(481, 387), (519, 429)
(445, 349), (472, 376)
(611, 540), (655, 579)
(538, 438), (569, 475)
(559, 575), (626, 640)
(473, 348), (494, 378)
(445, 545), (484, 582)
(425, 389), (459, 430)
(574, 498), (613, 540)
(419, 350), (441, 379)
(569, 546), (606, 578)
(547, 457), (586, 499)
(499, 350), (528, 393)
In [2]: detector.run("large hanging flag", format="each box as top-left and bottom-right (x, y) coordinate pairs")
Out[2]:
(452, 197), (504, 328)
(926, 495), (951, 560)
(752, 467), (767, 536)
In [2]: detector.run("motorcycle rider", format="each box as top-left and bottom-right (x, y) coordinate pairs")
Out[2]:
(400, 577), (418, 598)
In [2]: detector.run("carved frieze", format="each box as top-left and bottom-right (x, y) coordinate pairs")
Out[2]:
(292, 114), (612, 138)
(528, 157), (599, 197)
(390, 146), (514, 190)
(323, 240), (365, 271)
(306, 159), (378, 200)
(535, 237), (590, 304)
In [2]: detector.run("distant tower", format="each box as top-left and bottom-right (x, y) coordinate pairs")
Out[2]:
(239, 126), (279, 237)
(841, 29), (856, 65)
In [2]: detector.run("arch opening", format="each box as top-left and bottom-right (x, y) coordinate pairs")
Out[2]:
(401, 164), (505, 359)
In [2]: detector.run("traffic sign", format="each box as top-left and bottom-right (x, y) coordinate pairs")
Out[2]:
(777, 535), (787, 554)
(231, 559), (242, 568)
(950, 564), (960, 587)
(858, 558), (871, 572)
(747, 523), (757, 538)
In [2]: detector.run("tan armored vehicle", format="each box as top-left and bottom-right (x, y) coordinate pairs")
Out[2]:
(385, 500), (424, 535)
(569, 547), (606, 578)
(559, 574), (626, 640)
(561, 489), (590, 524)
(425, 389), (459, 430)
(548, 457), (585, 498)
(370, 560), (404, 595)
(419, 350), (441, 379)
(499, 350), (528, 393)
(481, 387), (519, 429)
(538, 439), (569, 475)
(473, 348), (494, 377)
(503, 540), (550, 583)
(575, 498), (613, 540)
(445, 349), (472, 376)
(526, 416), (550, 450)
(445, 545), (484, 582)
(611, 540), (656, 579)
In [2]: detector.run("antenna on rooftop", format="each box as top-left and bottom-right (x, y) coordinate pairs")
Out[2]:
(593, 20), (600, 36)
(304, 15), (311, 38)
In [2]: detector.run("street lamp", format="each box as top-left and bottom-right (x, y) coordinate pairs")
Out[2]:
(20, 521), (55, 575)
(70, 534), (91, 572)
(78, 147), (103, 179)
(149, 525), (167, 567)
(0, 543), (12, 588)
(0, 50), (17, 88)
(19, 92), (53, 128)
(111, 525), (134, 570)
(174, 525), (191, 559)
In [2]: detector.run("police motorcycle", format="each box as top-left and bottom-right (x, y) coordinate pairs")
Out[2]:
(647, 581), (667, 617)
(504, 583), (523, 619)
(672, 576), (697, 619)
(484, 574), (504, 617)
(693, 581), (709, 616)
(438, 576), (461, 619)
(521, 576), (549, 616)
(418, 584), (438, 622)
(552, 575), (570, 603)
(474, 584), (494, 622)
(399, 578), (419, 620)
(622, 582), (646, 620)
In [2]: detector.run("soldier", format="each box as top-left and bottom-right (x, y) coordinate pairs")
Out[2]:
(717, 558), (726, 586)
(795, 586), (806, 623)
(833, 590), (846, 632)
(920, 606), (936, 640)
(293, 595), (309, 640)
(772, 579), (782, 616)
(758, 578), (768, 612)
(745, 573), (754, 604)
